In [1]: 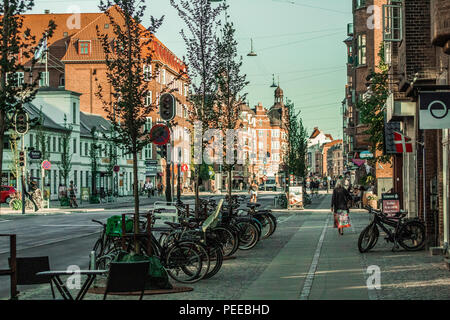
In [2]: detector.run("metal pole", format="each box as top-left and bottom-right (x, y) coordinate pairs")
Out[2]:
(423, 142), (427, 241)
(21, 136), (25, 215)
(10, 235), (17, 300)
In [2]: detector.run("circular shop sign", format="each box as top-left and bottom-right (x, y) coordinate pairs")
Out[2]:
(150, 124), (171, 146)
(428, 100), (449, 119)
(42, 160), (52, 170)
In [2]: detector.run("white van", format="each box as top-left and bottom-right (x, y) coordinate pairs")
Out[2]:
(264, 178), (277, 191)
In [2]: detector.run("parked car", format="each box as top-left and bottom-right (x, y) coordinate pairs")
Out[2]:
(0, 186), (16, 204)
(264, 178), (277, 191)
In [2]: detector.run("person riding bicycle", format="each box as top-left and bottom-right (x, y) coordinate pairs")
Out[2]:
(331, 179), (352, 235)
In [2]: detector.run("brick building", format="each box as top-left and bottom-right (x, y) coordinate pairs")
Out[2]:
(382, 0), (450, 250)
(17, 7), (191, 192)
(343, 0), (394, 194)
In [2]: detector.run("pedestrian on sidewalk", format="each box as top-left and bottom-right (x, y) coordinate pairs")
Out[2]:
(331, 179), (352, 235)
(249, 181), (258, 203)
(68, 181), (78, 208)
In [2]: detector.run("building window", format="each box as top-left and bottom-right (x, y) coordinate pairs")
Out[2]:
(354, 0), (366, 10)
(161, 69), (166, 85)
(356, 34), (366, 66)
(85, 143), (88, 156)
(53, 137), (56, 152)
(79, 41), (90, 55)
(29, 134), (33, 148)
(73, 102), (77, 124)
(58, 137), (62, 152)
(63, 32), (68, 37)
(73, 138), (77, 154)
(39, 71), (49, 87)
(145, 91), (152, 107)
(143, 64), (152, 81)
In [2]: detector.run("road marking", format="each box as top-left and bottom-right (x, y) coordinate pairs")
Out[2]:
(351, 221), (379, 300)
(299, 215), (330, 300)
(40, 225), (99, 227)
(0, 220), (11, 223)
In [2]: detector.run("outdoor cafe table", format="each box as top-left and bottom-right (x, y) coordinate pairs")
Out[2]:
(36, 270), (107, 300)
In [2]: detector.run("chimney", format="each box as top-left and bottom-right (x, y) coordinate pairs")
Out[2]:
(44, 10), (50, 14)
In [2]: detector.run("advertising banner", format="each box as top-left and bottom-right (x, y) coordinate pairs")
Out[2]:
(288, 186), (303, 210)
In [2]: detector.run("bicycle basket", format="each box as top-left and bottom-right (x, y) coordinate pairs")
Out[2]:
(106, 216), (134, 236)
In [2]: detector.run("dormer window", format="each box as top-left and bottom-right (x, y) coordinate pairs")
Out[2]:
(79, 41), (91, 55)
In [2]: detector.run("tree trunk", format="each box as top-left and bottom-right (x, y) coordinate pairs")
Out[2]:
(132, 150), (140, 253)
(228, 167), (232, 215)
(0, 111), (5, 185)
(195, 164), (200, 218)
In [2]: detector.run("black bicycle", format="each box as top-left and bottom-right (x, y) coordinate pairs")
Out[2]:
(358, 206), (426, 253)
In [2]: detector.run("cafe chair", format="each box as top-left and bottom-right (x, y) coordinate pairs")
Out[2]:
(103, 261), (149, 300)
(9, 256), (55, 299)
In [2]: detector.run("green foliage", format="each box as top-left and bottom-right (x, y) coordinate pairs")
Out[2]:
(286, 99), (308, 179)
(199, 162), (214, 181)
(0, 0), (56, 179)
(355, 44), (391, 164)
(58, 116), (73, 186)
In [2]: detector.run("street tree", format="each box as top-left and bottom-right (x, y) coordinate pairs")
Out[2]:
(286, 99), (308, 183)
(58, 115), (73, 187)
(170, 0), (225, 213)
(95, 1), (168, 247)
(356, 44), (391, 164)
(215, 20), (249, 205)
(0, 0), (55, 182)
(35, 107), (50, 163)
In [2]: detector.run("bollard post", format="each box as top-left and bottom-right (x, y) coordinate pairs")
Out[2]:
(121, 214), (126, 251)
(146, 213), (152, 256)
(10, 235), (17, 300)
(89, 251), (96, 270)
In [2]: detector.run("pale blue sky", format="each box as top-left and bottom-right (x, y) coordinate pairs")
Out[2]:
(31, 0), (352, 139)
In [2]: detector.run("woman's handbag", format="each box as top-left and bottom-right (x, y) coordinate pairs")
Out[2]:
(338, 212), (351, 229)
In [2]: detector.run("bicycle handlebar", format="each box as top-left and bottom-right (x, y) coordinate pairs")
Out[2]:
(91, 219), (105, 226)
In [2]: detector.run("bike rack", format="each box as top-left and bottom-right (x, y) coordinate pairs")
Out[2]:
(0, 234), (17, 300)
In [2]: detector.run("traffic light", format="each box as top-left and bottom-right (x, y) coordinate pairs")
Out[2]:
(15, 110), (29, 135)
(157, 145), (167, 159)
(19, 151), (26, 167)
(159, 93), (175, 121)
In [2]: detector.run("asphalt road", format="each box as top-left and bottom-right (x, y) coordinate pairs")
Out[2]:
(0, 193), (278, 299)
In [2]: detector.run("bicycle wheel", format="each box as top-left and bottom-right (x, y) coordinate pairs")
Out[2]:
(202, 240), (224, 280)
(236, 222), (259, 250)
(255, 214), (275, 240)
(211, 227), (239, 257)
(358, 223), (379, 253)
(92, 238), (104, 259)
(165, 242), (203, 283)
(397, 221), (426, 251)
(266, 213), (277, 237)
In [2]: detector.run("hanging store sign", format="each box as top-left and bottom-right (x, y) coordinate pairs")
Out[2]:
(419, 92), (450, 129)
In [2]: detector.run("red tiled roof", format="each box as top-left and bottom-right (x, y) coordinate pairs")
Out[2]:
(15, 7), (186, 75)
(309, 127), (320, 139)
(61, 6), (186, 75)
(323, 139), (343, 148)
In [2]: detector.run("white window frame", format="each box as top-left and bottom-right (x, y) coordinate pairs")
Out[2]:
(143, 64), (152, 81)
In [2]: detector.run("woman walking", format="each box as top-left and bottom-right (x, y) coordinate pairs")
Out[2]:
(249, 181), (258, 203)
(331, 179), (352, 235)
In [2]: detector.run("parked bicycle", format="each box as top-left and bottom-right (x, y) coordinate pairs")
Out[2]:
(358, 206), (426, 253)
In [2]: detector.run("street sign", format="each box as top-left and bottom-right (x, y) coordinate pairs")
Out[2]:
(382, 193), (400, 216)
(150, 124), (171, 146)
(42, 160), (51, 170)
(181, 164), (189, 172)
(360, 151), (374, 159)
(145, 160), (158, 167)
(419, 92), (450, 129)
(29, 150), (42, 160)
(113, 165), (120, 173)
